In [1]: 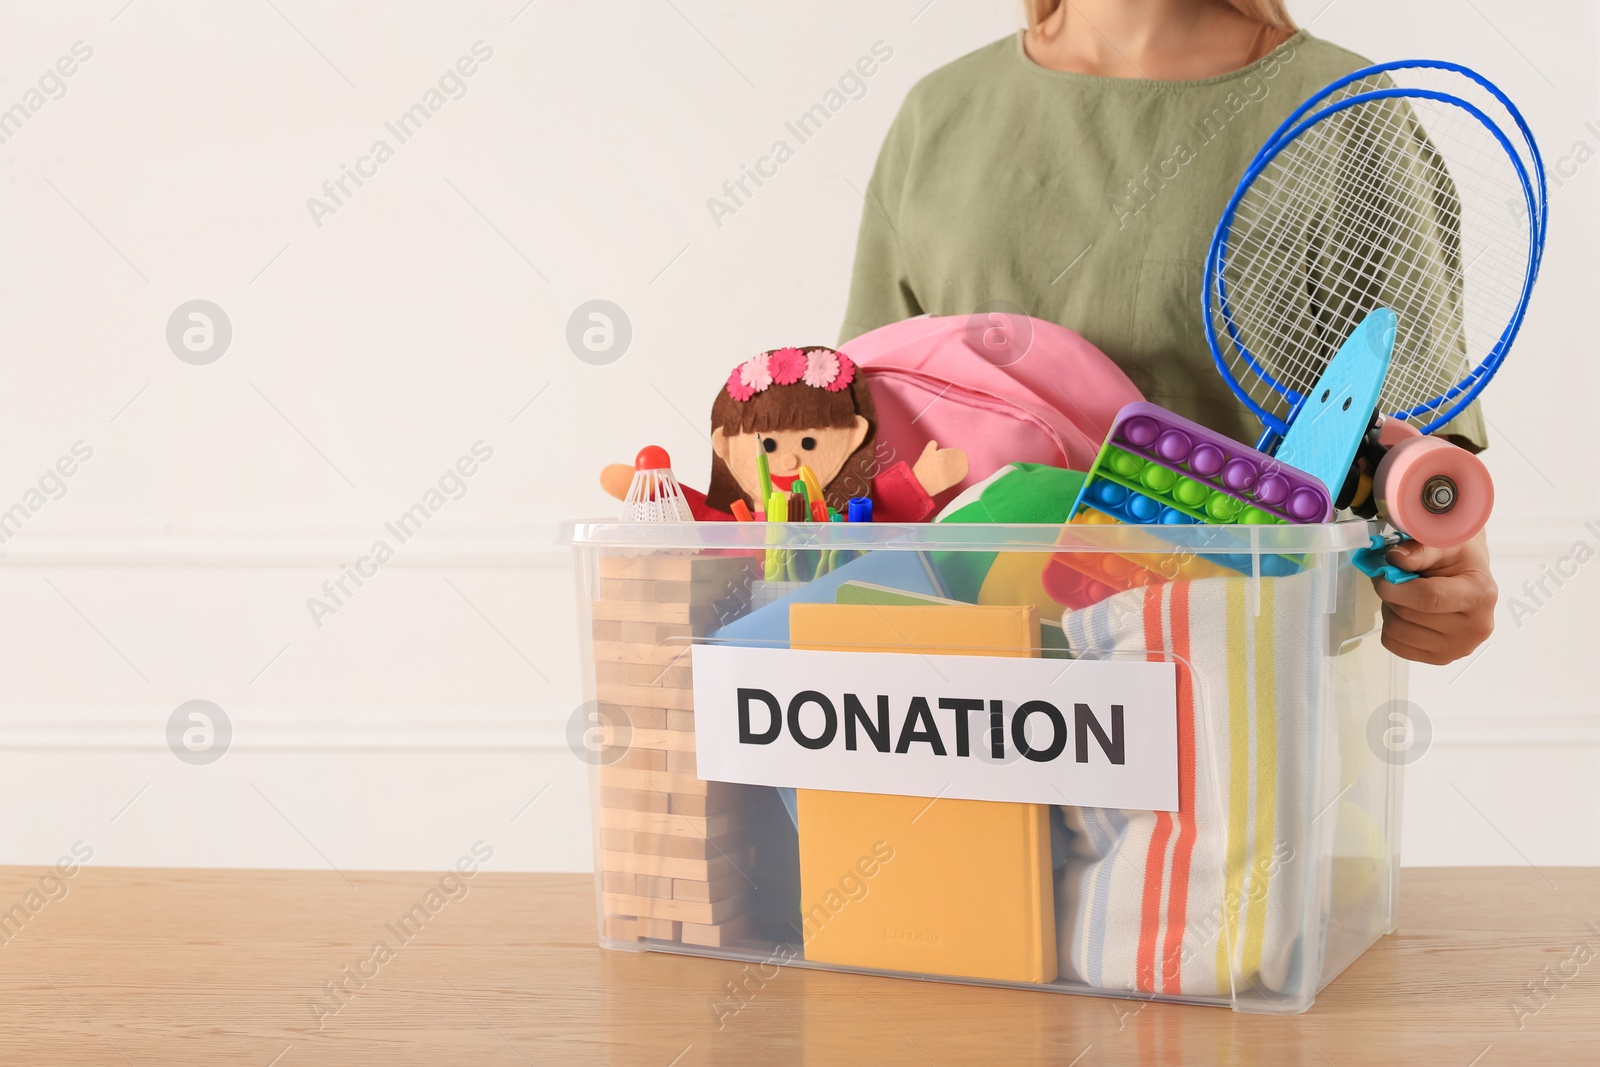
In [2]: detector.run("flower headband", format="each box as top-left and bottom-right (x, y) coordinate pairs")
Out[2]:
(726, 346), (856, 402)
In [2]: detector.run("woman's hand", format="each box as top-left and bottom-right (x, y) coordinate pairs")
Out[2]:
(911, 440), (968, 497)
(1374, 531), (1497, 665)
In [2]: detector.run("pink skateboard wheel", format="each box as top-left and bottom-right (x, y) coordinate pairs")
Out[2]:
(1377, 417), (1423, 448)
(1375, 436), (1494, 548)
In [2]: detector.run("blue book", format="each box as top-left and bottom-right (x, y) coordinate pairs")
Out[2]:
(709, 550), (946, 647)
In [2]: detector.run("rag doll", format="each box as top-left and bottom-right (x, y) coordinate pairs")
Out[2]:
(601, 345), (967, 520)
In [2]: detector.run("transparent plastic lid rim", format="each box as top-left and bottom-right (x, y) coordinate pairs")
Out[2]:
(561, 518), (1377, 554)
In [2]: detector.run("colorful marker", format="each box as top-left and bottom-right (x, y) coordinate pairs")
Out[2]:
(798, 465), (825, 506)
(764, 489), (789, 581)
(756, 436), (774, 502)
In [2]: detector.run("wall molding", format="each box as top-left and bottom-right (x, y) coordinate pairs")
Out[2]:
(0, 526), (575, 568)
(0, 706), (572, 751)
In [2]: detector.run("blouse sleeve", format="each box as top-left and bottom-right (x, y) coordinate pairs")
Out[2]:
(1316, 95), (1489, 451)
(838, 105), (923, 346)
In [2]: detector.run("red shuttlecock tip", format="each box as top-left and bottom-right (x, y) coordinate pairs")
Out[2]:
(634, 445), (672, 471)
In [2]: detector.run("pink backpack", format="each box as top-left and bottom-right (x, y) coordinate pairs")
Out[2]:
(841, 314), (1145, 510)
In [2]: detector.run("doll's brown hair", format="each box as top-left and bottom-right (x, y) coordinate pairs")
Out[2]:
(706, 346), (882, 513)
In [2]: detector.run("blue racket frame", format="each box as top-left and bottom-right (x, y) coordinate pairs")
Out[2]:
(1203, 63), (1546, 445)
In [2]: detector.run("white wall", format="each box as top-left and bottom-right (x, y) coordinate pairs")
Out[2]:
(0, 0), (1594, 873)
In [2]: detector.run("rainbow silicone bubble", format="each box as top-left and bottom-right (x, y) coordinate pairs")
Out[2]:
(1254, 473), (1289, 506)
(1188, 443), (1225, 477)
(1139, 464), (1177, 493)
(1122, 416), (1160, 448)
(1240, 506), (1277, 525)
(1222, 458), (1258, 492)
(1262, 555), (1302, 577)
(1206, 493), (1244, 522)
(1109, 449), (1144, 478)
(1155, 430), (1192, 464)
(1101, 555), (1135, 579)
(1287, 487), (1326, 521)
(1095, 482), (1129, 507)
(1126, 493), (1162, 522)
(1173, 477), (1210, 507)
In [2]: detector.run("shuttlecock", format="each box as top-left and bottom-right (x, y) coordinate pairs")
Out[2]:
(620, 445), (693, 522)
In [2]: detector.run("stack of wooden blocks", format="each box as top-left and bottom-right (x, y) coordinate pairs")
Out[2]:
(590, 551), (760, 948)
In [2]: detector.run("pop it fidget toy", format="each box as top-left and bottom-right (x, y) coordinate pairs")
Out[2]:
(1073, 403), (1332, 528)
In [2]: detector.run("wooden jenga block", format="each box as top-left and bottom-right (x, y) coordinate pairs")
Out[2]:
(680, 912), (755, 948)
(601, 870), (662, 895)
(593, 766), (709, 795)
(673, 872), (747, 904)
(602, 892), (745, 925)
(598, 827), (636, 852)
(591, 600), (720, 627)
(602, 870), (676, 899)
(603, 914), (639, 941)
(592, 619), (695, 645)
(595, 660), (695, 689)
(610, 747), (668, 771)
(597, 807), (742, 839)
(595, 773), (749, 816)
(599, 786), (670, 814)
(598, 782), (743, 819)
(638, 873), (674, 899)
(591, 640), (695, 667)
(666, 748), (697, 774)
(600, 848), (754, 882)
(599, 577), (747, 604)
(665, 788), (743, 817)
(611, 828), (747, 861)
(595, 685), (694, 713)
(598, 554), (755, 582)
(626, 705), (672, 730)
(636, 916), (682, 940)
(666, 708), (695, 732)
(625, 726), (698, 751)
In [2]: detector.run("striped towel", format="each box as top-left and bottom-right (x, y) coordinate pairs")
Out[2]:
(1055, 570), (1325, 1000)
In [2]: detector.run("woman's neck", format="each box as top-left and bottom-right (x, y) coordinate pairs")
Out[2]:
(1025, 0), (1290, 80)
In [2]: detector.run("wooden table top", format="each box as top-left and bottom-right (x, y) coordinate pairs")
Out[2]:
(0, 866), (1595, 1065)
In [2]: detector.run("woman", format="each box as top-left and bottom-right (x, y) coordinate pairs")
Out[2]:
(840, 0), (1495, 664)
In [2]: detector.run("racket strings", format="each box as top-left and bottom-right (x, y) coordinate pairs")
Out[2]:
(1212, 90), (1533, 428)
(1323, 69), (1539, 190)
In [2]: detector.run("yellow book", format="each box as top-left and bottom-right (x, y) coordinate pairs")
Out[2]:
(789, 602), (1058, 984)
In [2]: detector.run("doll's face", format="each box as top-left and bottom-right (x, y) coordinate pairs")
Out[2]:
(712, 417), (869, 502)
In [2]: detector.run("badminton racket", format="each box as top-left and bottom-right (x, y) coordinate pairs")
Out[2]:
(1204, 61), (1545, 446)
